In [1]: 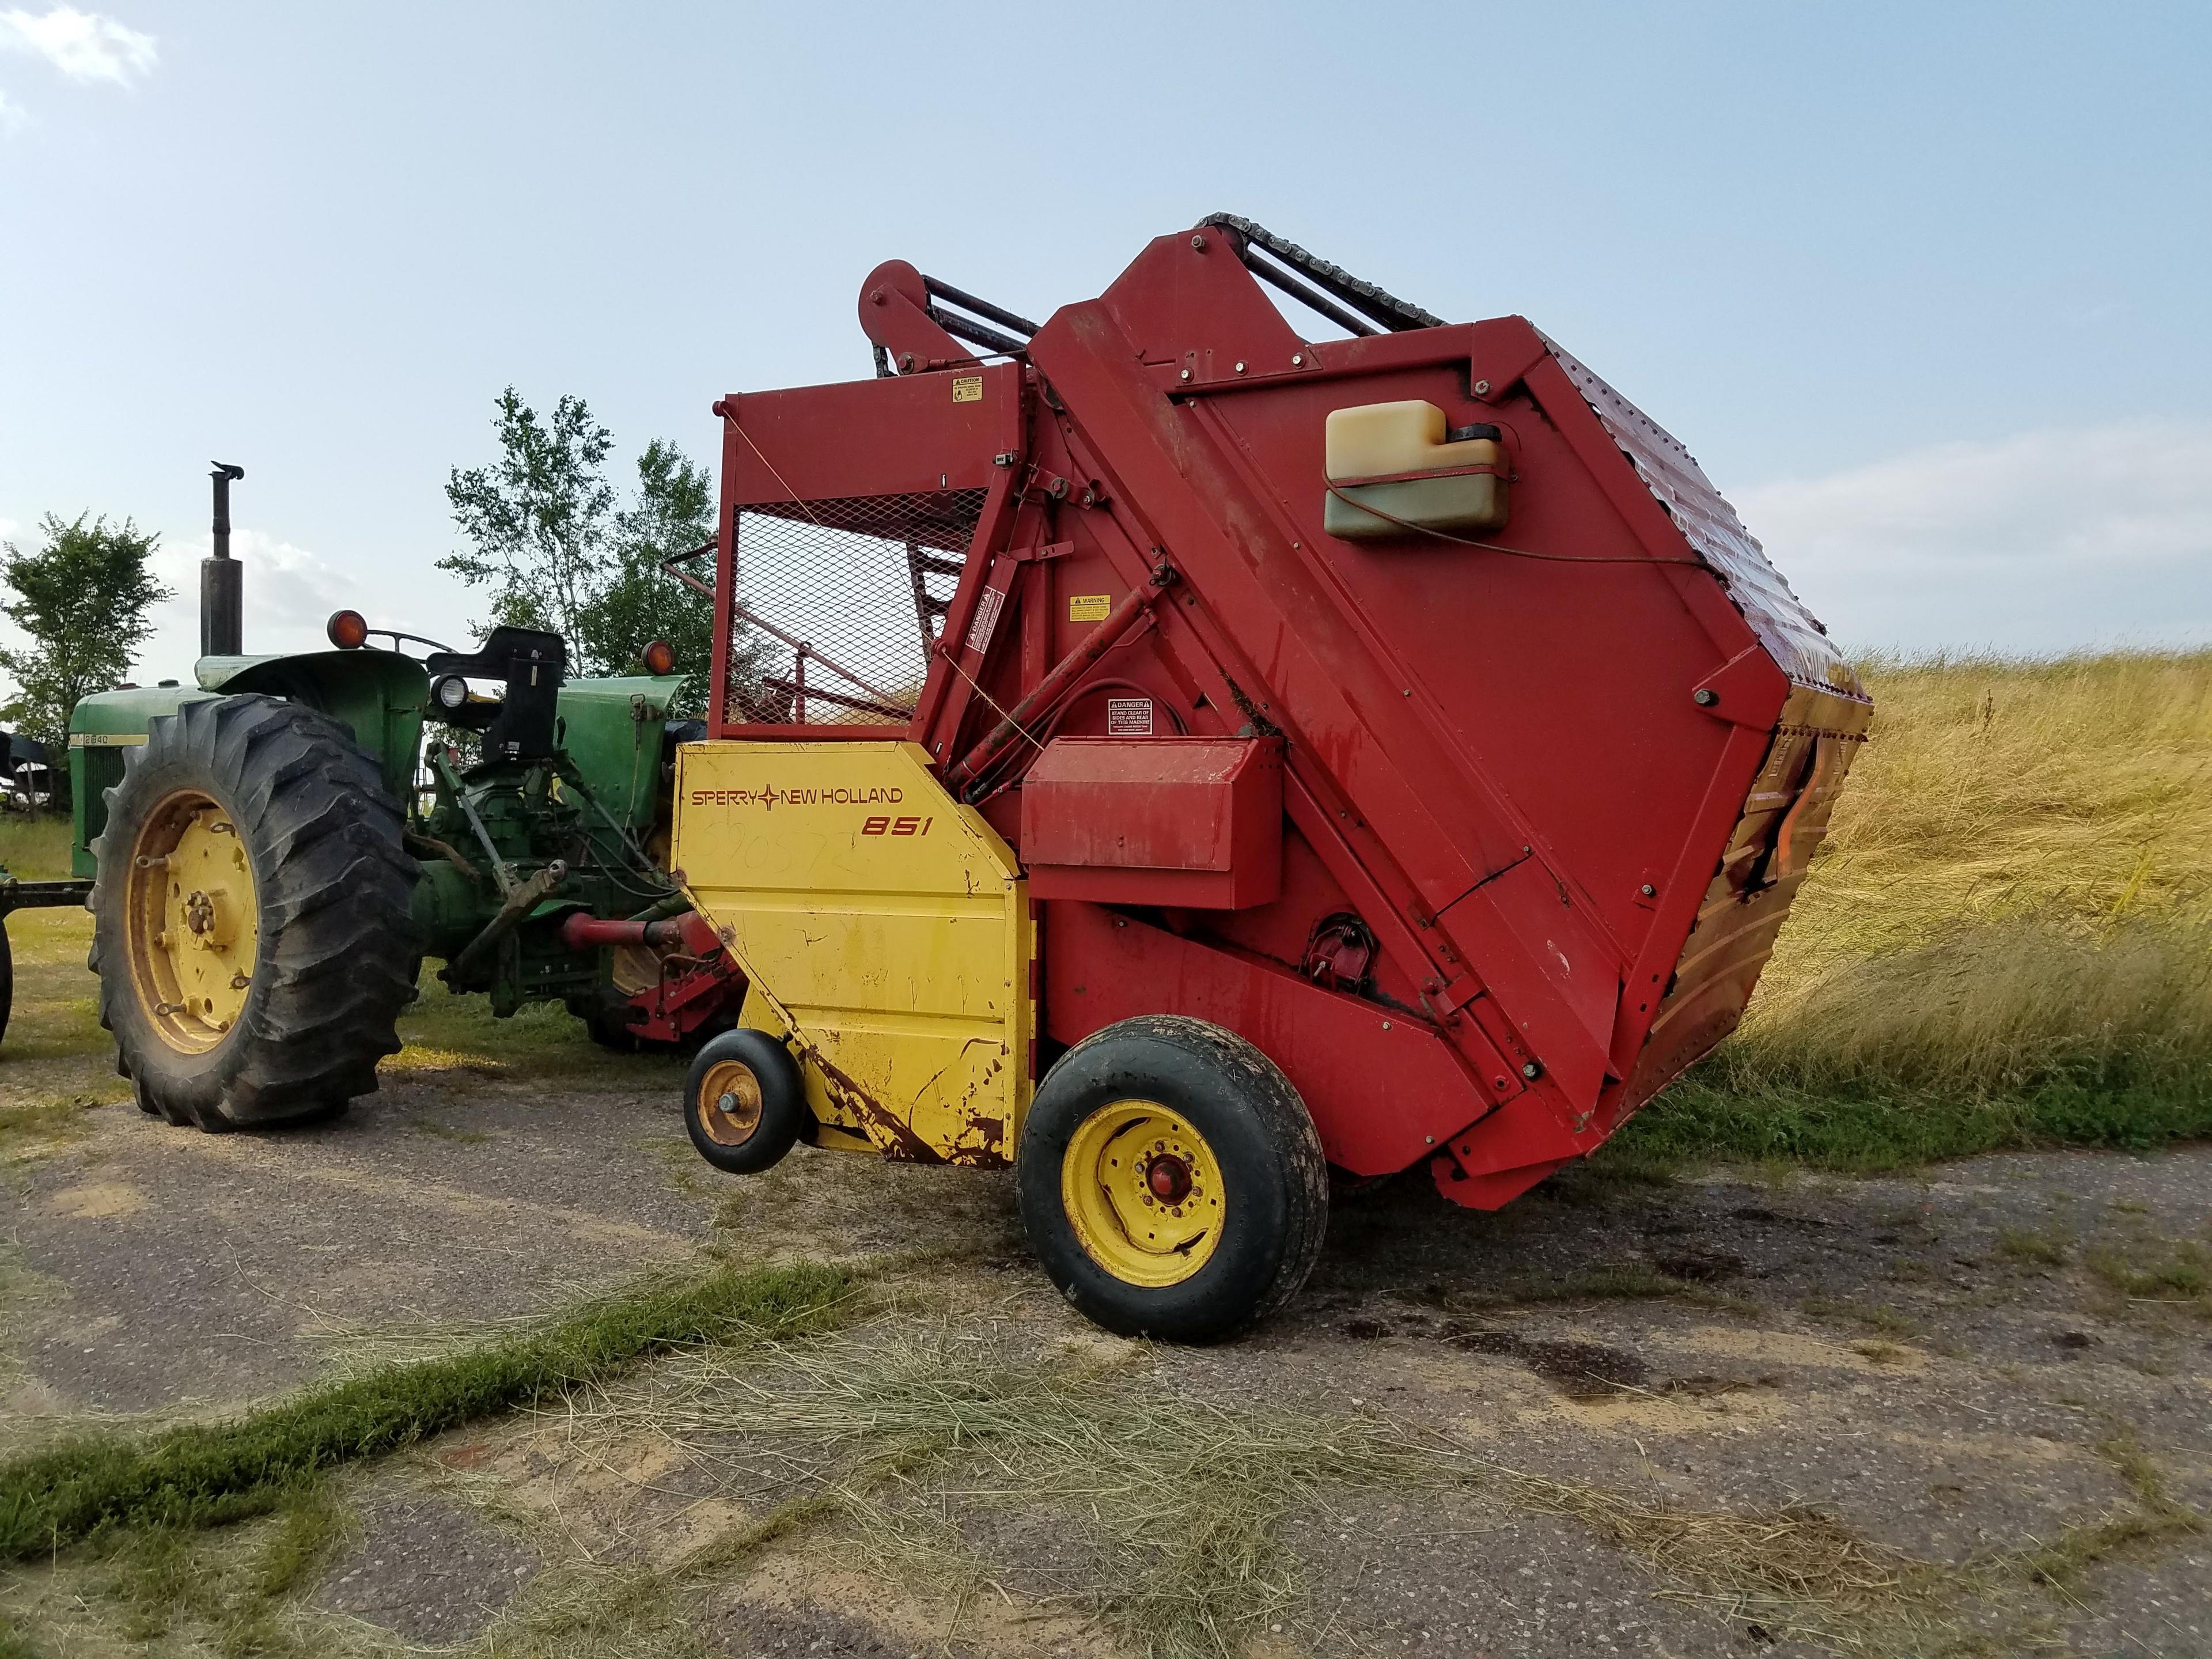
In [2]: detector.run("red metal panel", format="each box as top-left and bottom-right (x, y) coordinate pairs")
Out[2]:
(1044, 902), (1494, 1176)
(718, 363), (1019, 506)
(1022, 736), (1282, 910)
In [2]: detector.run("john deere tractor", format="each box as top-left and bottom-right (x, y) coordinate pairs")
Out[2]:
(66, 466), (738, 1131)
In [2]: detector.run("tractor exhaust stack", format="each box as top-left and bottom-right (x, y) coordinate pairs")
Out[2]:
(202, 461), (245, 657)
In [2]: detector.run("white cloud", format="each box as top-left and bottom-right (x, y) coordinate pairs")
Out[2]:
(0, 6), (155, 86)
(1733, 421), (2212, 654)
(138, 528), (359, 673)
(0, 86), (25, 131)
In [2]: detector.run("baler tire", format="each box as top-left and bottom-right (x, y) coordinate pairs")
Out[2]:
(1017, 1014), (1329, 1343)
(90, 694), (421, 1132)
(683, 1027), (806, 1174)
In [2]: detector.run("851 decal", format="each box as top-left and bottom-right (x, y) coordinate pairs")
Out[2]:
(862, 815), (933, 836)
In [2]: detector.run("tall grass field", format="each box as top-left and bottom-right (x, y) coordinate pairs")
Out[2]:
(1627, 649), (2212, 1168)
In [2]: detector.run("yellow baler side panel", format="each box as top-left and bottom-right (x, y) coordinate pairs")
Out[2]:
(675, 740), (1032, 1167)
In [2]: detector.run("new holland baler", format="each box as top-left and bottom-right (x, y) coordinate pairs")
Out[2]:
(671, 216), (1869, 1339)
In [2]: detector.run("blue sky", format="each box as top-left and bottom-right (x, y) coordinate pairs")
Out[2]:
(2, 1), (2207, 674)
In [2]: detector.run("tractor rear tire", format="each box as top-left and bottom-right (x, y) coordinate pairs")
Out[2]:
(1017, 1014), (1329, 1343)
(682, 1027), (806, 1173)
(0, 920), (12, 1048)
(90, 694), (421, 1131)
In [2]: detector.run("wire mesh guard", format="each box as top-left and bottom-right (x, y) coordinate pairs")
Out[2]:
(724, 489), (987, 726)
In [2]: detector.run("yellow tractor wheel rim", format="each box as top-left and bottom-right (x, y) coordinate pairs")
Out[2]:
(698, 1059), (764, 1146)
(125, 789), (259, 1054)
(1061, 1100), (1225, 1288)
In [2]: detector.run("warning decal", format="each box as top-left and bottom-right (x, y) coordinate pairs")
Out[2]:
(1105, 698), (1154, 736)
(965, 585), (1006, 654)
(950, 375), (984, 403)
(1069, 593), (1112, 623)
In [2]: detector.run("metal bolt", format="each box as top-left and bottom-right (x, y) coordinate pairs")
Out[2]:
(1179, 368), (1191, 382)
(1233, 361), (1246, 374)
(718, 1092), (738, 1113)
(1521, 1060), (1543, 1080)
(1425, 1135), (1434, 1145)
(1693, 688), (1719, 706)
(230, 972), (251, 989)
(1640, 883), (1657, 897)
(1291, 353), (1304, 366)
(1474, 379), (1491, 395)
(1381, 1020), (1391, 1031)
(1191, 233), (1206, 250)
(1403, 688), (1412, 696)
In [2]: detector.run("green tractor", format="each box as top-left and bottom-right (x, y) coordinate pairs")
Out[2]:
(66, 469), (738, 1131)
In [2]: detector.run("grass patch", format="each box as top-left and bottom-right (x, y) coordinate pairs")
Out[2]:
(56, 1482), (355, 1657)
(0, 1259), (854, 1558)
(0, 904), (123, 1162)
(406, 1113), (493, 1145)
(0, 816), (73, 882)
(393, 965), (688, 1087)
(1800, 1294), (1921, 1338)
(566, 1319), (1974, 1657)
(2085, 1239), (2209, 1310)
(1997, 1227), (2069, 1267)
(2008, 1431), (2206, 1593)
(1624, 652), (2212, 1171)
(1436, 1263), (1758, 1317)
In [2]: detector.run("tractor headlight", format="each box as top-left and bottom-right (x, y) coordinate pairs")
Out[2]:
(432, 674), (471, 713)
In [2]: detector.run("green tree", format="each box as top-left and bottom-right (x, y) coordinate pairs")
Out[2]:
(440, 388), (615, 650)
(0, 513), (173, 793)
(575, 438), (725, 702)
(446, 391), (756, 711)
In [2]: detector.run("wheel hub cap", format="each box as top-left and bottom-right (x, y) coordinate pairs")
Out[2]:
(1145, 1153), (1194, 1205)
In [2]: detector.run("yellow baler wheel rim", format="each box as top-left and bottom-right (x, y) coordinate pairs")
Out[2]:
(1061, 1100), (1225, 1288)
(698, 1058), (766, 1146)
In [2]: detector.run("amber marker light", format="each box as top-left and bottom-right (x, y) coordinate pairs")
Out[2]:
(642, 639), (677, 675)
(326, 609), (370, 649)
